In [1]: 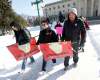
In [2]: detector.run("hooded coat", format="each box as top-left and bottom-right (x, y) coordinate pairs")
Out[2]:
(36, 28), (58, 44)
(62, 8), (86, 43)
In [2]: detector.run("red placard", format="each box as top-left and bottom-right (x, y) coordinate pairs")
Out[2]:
(7, 38), (40, 61)
(40, 42), (73, 61)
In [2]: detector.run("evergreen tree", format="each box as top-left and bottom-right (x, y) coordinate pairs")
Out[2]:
(0, 0), (28, 35)
(0, 0), (12, 34)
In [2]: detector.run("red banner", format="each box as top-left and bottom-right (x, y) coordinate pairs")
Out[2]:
(7, 38), (40, 61)
(40, 42), (73, 61)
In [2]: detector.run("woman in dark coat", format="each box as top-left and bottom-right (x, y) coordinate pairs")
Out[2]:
(62, 8), (86, 70)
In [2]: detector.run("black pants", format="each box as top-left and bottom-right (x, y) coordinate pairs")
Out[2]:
(64, 41), (79, 67)
(42, 59), (56, 71)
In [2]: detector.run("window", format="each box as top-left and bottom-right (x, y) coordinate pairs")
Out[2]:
(68, 4), (70, 7)
(63, 10), (65, 13)
(49, 8), (51, 10)
(53, 7), (55, 10)
(45, 8), (47, 11)
(73, 2), (76, 7)
(46, 12), (48, 16)
(63, 5), (65, 8)
(58, 5), (60, 9)
(68, 9), (69, 12)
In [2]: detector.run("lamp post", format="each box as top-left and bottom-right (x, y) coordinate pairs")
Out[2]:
(31, 0), (43, 29)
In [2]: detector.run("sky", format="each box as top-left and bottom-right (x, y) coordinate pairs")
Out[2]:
(12, 0), (61, 16)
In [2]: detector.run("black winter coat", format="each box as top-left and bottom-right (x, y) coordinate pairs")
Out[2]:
(62, 18), (86, 42)
(14, 29), (30, 45)
(36, 28), (58, 44)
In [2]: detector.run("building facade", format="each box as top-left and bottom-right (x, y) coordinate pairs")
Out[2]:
(42, 0), (100, 18)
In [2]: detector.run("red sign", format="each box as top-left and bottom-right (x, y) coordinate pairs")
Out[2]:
(7, 38), (40, 61)
(40, 42), (73, 61)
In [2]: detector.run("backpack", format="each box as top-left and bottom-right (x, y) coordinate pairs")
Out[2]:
(23, 28), (31, 40)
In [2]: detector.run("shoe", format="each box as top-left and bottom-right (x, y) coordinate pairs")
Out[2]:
(73, 63), (77, 68)
(39, 71), (47, 75)
(42, 68), (46, 72)
(78, 47), (81, 50)
(18, 70), (25, 74)
(52, 59), (56, 63)
(64, 67), (69, 71)
(39, 68), (47, 75)
(82, 48), (84, 52)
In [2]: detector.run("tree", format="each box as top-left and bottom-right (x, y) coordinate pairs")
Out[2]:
(15, 15), (28, 28)
(0, 0), (28, 35)
(0, 0), (12, 34)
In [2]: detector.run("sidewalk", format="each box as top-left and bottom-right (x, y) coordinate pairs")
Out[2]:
(0, 33), (100, 80)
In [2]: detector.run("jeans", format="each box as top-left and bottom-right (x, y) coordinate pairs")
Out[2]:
(42, 59), (56, 71)
(64, 41), (79, 67)
(21, 57), (35, 70)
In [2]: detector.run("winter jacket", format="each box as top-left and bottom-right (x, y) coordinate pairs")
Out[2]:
(55, 23), (63, 36)
(62, 18), (86, 43)
(14, 29), (30, 45)
(36, 28), (58, 44)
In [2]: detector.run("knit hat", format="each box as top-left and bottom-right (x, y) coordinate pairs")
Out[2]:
(68, 8), (77, 16)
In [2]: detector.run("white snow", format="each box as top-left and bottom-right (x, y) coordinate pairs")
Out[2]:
(0, 24), (100, 80)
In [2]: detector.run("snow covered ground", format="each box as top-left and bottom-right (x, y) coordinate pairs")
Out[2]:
(0, 24), (100, 80)
(88, 24), (100, 58)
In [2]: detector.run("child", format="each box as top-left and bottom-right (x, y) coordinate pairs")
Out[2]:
(37, 19), (58, 72)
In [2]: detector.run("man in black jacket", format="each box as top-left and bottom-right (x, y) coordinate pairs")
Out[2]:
(37, 19), (58, 72)
(62, 8), (86, 70)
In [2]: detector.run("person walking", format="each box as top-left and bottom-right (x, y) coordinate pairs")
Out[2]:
(36, 19), (58, 72)
(55, 21), (63, 40)
(10, 21), (35, 73)
(62, 8), (86, 70)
